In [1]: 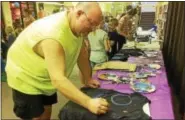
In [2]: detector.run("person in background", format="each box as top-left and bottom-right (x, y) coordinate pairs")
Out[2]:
(108, 18), (126, 59)
(23, 9), (35, 28)
(117, 5), (137, 40)
(15, 23), (23, 36)
(116, 14), (121, 20)
(52, 8), (60, 14)
(88, 21), (111, 68)
(5, 26), (16, 48)
(1, 37), (7, 73)
(1, 36), (8, 60)
(102, 16), (109, 32)
(1, 21), (8, 60)
(117, 13), (126, 21)
(130, 8), (139, 36)
(5, 2), (109, 120)
(108, 16), (114, 22)
(37, 7), (47, 19)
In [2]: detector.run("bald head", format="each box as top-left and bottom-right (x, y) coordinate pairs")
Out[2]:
(76, 2), (100, 12)
(75, 2), (102, 21)
(69, 2), (103, 37)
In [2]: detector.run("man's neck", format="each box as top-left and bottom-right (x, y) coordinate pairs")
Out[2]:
(67, 11), (79, 37)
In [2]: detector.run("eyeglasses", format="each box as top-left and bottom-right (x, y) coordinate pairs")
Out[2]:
(84, 12), (97, 31)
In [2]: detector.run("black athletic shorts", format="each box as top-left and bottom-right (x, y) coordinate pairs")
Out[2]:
(12, 89), (57, 119)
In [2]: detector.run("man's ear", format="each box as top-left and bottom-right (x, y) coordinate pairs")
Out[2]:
(76, 10), (84, 18)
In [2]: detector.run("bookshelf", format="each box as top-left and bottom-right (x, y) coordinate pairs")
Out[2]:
(155, 2), (168, 49)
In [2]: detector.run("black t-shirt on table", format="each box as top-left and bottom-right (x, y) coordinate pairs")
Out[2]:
(59, 87), (151, 120)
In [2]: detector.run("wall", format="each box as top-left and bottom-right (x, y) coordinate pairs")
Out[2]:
(99, 2), (128, 17)
(44, 4), (60, 15)
(2, 2), (13, 27)
(158, 2), (168, 6)
(99, 2), (112, 14)
(111, 2), (132, 17)
(64, 2), (72, 7)
(141, 2), (157, 12)
(105, 2), (112, 13)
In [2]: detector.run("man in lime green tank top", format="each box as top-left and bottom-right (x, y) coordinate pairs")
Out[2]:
(5, 2), (109, 119)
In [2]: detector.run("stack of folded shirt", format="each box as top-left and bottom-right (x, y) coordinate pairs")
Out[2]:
(93, 61), (137, 72)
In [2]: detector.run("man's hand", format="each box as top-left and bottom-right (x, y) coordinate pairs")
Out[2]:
(86, 79), (100, 88)
(87, 98), (109, 115)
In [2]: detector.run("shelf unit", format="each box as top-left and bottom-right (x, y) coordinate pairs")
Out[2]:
(9, 2), (37, 28)
(155, 2), (168, 49)
(156, 3), (168, 40)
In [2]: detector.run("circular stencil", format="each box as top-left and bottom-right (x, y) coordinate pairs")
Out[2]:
(111, 94), (132, 106)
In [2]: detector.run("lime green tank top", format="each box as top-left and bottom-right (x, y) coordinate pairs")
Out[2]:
(6, 11), (83, 95)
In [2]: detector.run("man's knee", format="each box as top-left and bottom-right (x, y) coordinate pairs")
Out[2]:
(33, 105), (52, 120)
(41, 105), (52, 119)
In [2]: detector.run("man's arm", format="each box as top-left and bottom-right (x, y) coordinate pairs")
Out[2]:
(117, 16), (127, 37)
(77, 41), (92, 84)
(39, 39), (91, 109)
(77, 40), (100, 88)
(103, 34), (111, 52)
(34, 39), (108, 115)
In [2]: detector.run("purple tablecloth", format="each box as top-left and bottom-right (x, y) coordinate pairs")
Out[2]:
(93, 51), (174, 119)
